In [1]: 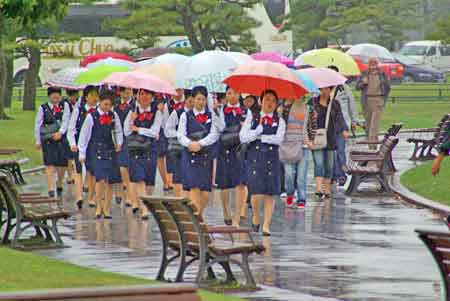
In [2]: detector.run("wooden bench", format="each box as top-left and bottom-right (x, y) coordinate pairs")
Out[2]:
(142, 196), (265, 288)
(415, 229), (450, 301)
(407, 114), (450, 161)
(0, 175), (70, 247)
(0, 157), (29, 185)
(0, 284), (200, 301)
(0, 148), (22, 155)
(343, 137), (399, 195)
(350, 123), (403, 173)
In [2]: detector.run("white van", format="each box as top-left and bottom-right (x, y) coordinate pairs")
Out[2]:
(399, 41), (450, 72)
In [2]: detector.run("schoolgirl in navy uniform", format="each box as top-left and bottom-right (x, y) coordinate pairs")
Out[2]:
(78, 91), (123, 219)
(67, 86), (99, 208)
(34, 87), (71, 197)
(62, 89), (80, 185)
(163, 88), (185, 191)
(240, 90), (286, 236)
(216, 87), (249, 226)
(164, 90), (193, 197)
(114, 86), (135, 207)
(177, 86), (220, 216)
(124, 89), (162, 219)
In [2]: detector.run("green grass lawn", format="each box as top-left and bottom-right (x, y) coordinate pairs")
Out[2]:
(0, 247), (241, 301)
(401, 159), (450, 206)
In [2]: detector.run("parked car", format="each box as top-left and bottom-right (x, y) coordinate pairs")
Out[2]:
(346, 43), (404, 82)
(394, 54), (446, 83)
(399, 41), (450, 72)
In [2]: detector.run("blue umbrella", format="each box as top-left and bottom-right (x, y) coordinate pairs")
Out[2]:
(292, 70), (320, 95)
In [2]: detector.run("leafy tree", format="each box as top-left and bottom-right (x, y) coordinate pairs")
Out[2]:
(427, 15), (450, 43)
(105, 0), (261, 53)
(1, 0), (71, 111)
(286, 0), (420, 51)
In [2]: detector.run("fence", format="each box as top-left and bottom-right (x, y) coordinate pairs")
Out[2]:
(11, 82), (450, 104)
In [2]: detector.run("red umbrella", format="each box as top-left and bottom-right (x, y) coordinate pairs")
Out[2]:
(80, 52), (132, 67)
(223, 61), (308, 99)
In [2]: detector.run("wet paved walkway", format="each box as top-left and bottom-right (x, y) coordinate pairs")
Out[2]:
(21, 134), (445, 301)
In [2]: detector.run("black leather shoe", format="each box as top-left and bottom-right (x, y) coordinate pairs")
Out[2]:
(48, 191), (55, 198)
(89, 203), (96, 208)
(132, 207), (139, 214)
(56, 187), (63, 198)
(252, 224), (260, 232)
(95, 214), (102, 219)
(115, 197), (122, 205)
(125, 202), (132, 207)
(262, 231), (271, 237)
(104, 215), (112, 219)
(224, 219), (232, 226)
(76, 200), (83, 210)
(141, 215), (149, 221)
(83, 187), (88, 193)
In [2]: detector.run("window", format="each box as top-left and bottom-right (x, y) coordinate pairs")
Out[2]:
(439, 46), (450, 56)
(427, 47), (436, 56)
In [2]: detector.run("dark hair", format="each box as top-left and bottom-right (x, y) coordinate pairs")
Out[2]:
(192, 86), (208, 98)
(47, 86), (62, 96)
(328, 65), (339, 73)
(66, 89), (79, 96)
(99, 91), (114, 102)
(139, 89), (154, 96)
(118, 86), (127, 92)
(83, 85), (99, 97)
(184, 89), (192, 98)
(260, 89), (278, 101)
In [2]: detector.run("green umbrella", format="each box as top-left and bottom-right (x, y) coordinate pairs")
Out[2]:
(74, 65), (132, 85)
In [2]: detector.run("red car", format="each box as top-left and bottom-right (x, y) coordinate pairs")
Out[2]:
(351, 55), (404, 82)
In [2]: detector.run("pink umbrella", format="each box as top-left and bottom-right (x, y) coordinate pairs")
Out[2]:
(296, 67), (347, 88)
(223, 61), (308, 99)
(251, 51), (294, 66)
(102, 71), (176, 95)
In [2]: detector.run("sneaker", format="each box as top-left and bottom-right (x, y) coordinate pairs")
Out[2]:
(315, 192), (324, 200)
(338, 176), (347, 187)
(280, 192), (287, 198)
(285, 196), (294, 207)
(296, 201), (305, 210)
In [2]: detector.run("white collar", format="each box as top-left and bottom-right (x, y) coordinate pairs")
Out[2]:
(173, 96), (184, 103)
(260, 112), (274, 118)
(85, 104), (96, 110)
(48, 102), (59, 107)
(97, 108), (107, 115)
(227, 103), (240, 108)
(138, 103), (152, 112)
(193, 108), (206, 115)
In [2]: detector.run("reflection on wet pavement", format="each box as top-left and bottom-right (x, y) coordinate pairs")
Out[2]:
(21, 136), (443, 301)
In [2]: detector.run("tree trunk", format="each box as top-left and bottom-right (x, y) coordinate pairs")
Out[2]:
(4, 50), (14, 108)
(0, 14), (9, 119)
(22, 46), (41, 111)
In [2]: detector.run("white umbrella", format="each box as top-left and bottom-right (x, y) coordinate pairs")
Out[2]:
(222, 51), (253, 65)
(178, 50), (238, 93)
(346, 43), (395, 61)
(46, 67), (87, 90)
(86, 57), (136, 69)
(136, 53), (190, 67)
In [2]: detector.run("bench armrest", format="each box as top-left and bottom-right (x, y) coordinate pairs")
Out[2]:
(19, 198), (61, 204)
(356, 140), (382, 145)
(207, 226), (251, 234)
(406, 127), (439, 134)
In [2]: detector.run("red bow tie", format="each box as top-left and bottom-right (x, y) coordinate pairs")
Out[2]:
(195, 113), (208, 124)
(119, 102), (128, 110)
(87, 107), (96, 114)
(99, 114), (113, 125)
(261, 116), (273, 126)
(172, 102), (184, 111)
(52, 105), (62, 114)
(224, 106), (242, 115)
(137, 111), (153, 122)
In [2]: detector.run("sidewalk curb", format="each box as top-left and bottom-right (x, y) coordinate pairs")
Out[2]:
(390, 165), (450, 217)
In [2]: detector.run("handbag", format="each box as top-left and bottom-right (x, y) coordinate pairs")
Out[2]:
(279, 133), (304, 163)
(310, 91), (335, 150)
(167, 137), (183, 156)
(127, 133), (152, 152)
(220, 124), (241, 148)
(40, 122), (61, 142)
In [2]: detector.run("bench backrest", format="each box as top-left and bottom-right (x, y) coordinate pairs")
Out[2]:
(0, 176), (19, 218)
(435, 114), (450, 139)
(142, 196), (211, 251)
(416, 229), (450, 301)
(378, 137), (399, 163)
(386, 123), (403, 138)
(437, 115), (450, 146)
(0, 284), (200, 301)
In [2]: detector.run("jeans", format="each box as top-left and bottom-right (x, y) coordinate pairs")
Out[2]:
(284, 148), (310, 202)
(312, 149), (334, 179)
(333, 134), (347, 181)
